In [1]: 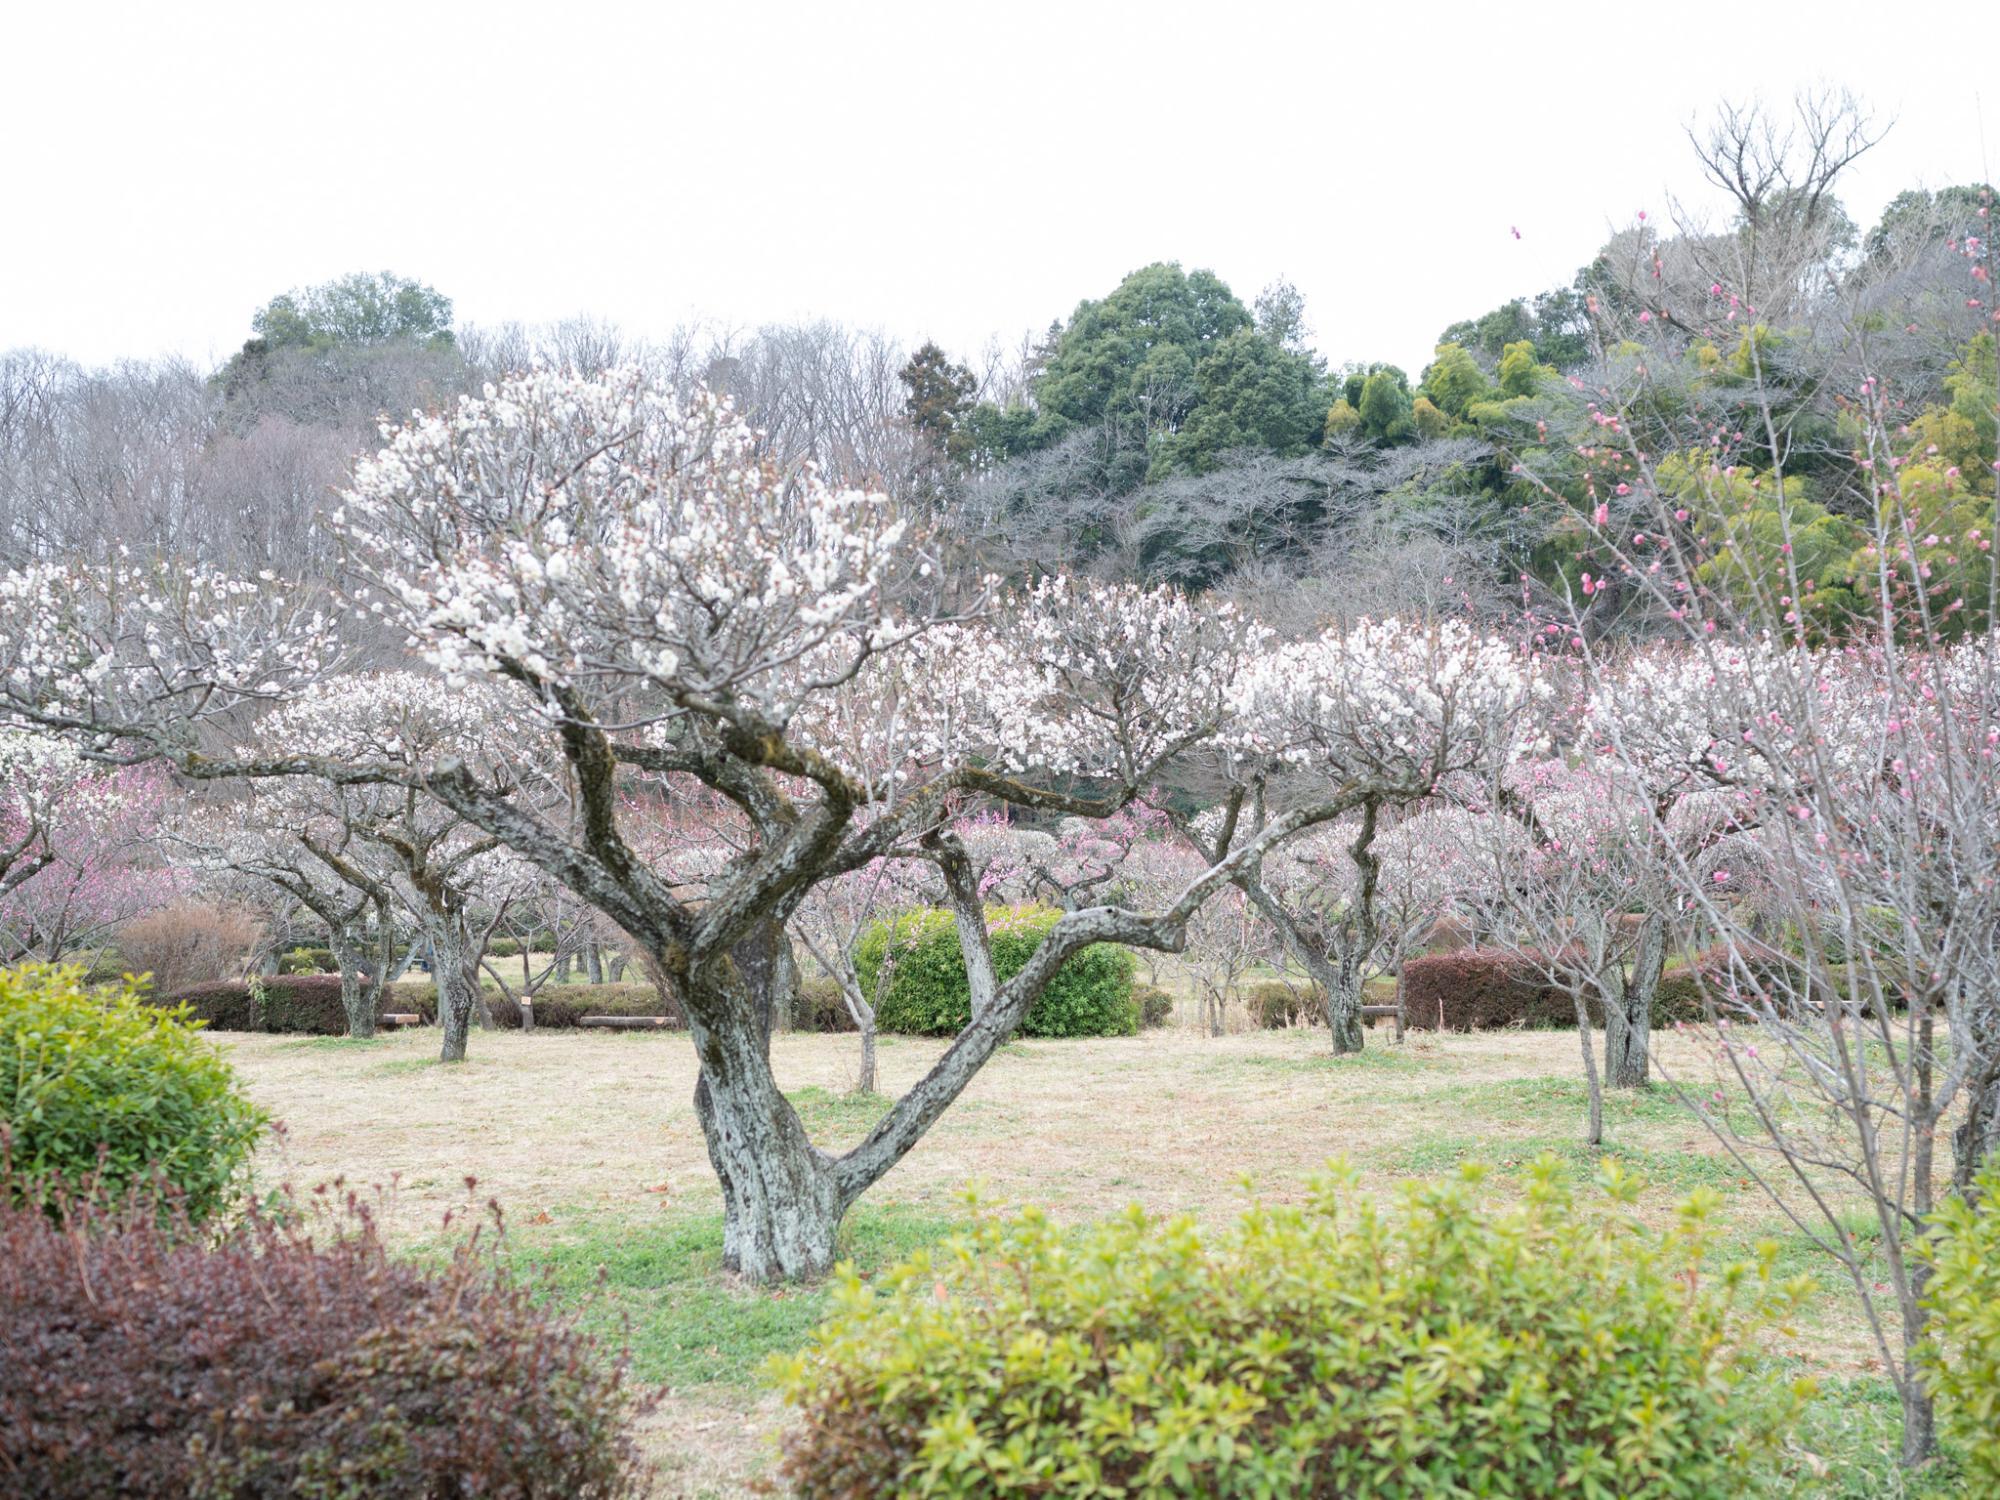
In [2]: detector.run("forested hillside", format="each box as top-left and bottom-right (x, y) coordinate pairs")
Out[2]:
(7, 94), (1987, 651)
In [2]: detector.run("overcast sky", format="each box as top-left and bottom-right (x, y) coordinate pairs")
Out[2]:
(4, 0), (1992, 376)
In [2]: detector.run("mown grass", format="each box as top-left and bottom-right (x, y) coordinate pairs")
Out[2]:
(226, 1024), (1979, 1494)
(504, 1203), (963, 1388)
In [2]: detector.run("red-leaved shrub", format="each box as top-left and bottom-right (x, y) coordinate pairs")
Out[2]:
(0, 1184), (652, 1499)
(1403, 948), (1749, 1032)
(168, 976), (438, 1035)
(1403, 949), (1572, 1031)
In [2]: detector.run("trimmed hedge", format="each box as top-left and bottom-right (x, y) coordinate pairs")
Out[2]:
(856, 905), (1137, 1038)
(0, 1187), (651, 1498)
(277, 945), (337, 975)
(2, 966), (265, 1221)
(1400, 948), (1756, 1033)
(170, 976), (438, 1036)
(772, 1160), (1813, 1496)
(487, 985), (683, 1030)
(1402, 951), (1573, 1032)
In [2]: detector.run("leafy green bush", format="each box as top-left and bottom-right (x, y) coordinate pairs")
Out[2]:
(77, 951), (136, 989)
(0, 965), (266, 1221)
(856, 905), (1136, 1038)
(1132, 984), (1174, 1029)
(277, 945), (337, 974)
(772, 1159), (1815, 1497)
(1922, 1166), (2000, 1486)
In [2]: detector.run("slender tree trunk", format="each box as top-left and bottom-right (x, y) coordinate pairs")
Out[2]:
(1603, 912), (1665, 1089)
(855, 1014), (877, 1094)
(1324, 944), (1366, 1055)
(385, 936), (419, 981)
(584, 937), (604, 985)
(555, 947), (571, 983)
(1898, 1264), (1939, 1465)
(1571, 985), (1604, 1146)
(608, 951), (627, 982)
(329, 922), (377, 1039)
(430, 919), (481, 1063)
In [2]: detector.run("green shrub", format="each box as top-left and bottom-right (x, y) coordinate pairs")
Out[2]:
(1132, 984), (1174, 1029)
(1922, 1166), (2000, 1486)
(1245, 981), (1319, 1029)
(77, 951), (135, 989)
(856, 905), (1136, 1038)
(0, 965), (266, 1221)
(277, 945), (337, 975)
(772, 1160), (1815, 1497)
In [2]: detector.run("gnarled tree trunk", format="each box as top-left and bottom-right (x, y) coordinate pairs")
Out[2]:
(677, 920), (837, 1280)
(1601, 911), (1666, 1089)
(328, 920), (378, 1038)
(429, 917), (483, 1062)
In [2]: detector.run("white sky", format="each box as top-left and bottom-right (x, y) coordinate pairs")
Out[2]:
(4, 0), (1993, 376)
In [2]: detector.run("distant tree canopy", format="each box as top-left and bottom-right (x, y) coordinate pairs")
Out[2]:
(958, 262), (1328, 481)
(217, 272), (457, 418)
(250, 272), (455, 355)
(898, 340), (978, 482)
(10, 150), (1992, 633)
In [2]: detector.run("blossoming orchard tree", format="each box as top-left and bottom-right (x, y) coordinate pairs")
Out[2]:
(0, 732), (76, 896)
(1514, 198), (2000, 1464)
(0, 754), (180, 963)
(0, 368), (1539, 1280)
(1172, 619), (1544, 1052)
(165, 793), (401, 1037)
(248, 673), (542, 1060)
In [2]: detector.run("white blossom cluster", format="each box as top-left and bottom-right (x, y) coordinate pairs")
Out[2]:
(0, 561), (336, 734)
(335, 367), (909, 716)
(1231, 618), (1544, 789)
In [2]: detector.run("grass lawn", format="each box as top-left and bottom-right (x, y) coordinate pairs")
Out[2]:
(222, 1020), (1971, 1498)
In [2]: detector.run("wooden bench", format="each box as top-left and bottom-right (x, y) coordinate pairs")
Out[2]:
(1361, 1002), (1406, 1043)
(578, 1015), (674, 1030)
(377, 1012), (424, 1029)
